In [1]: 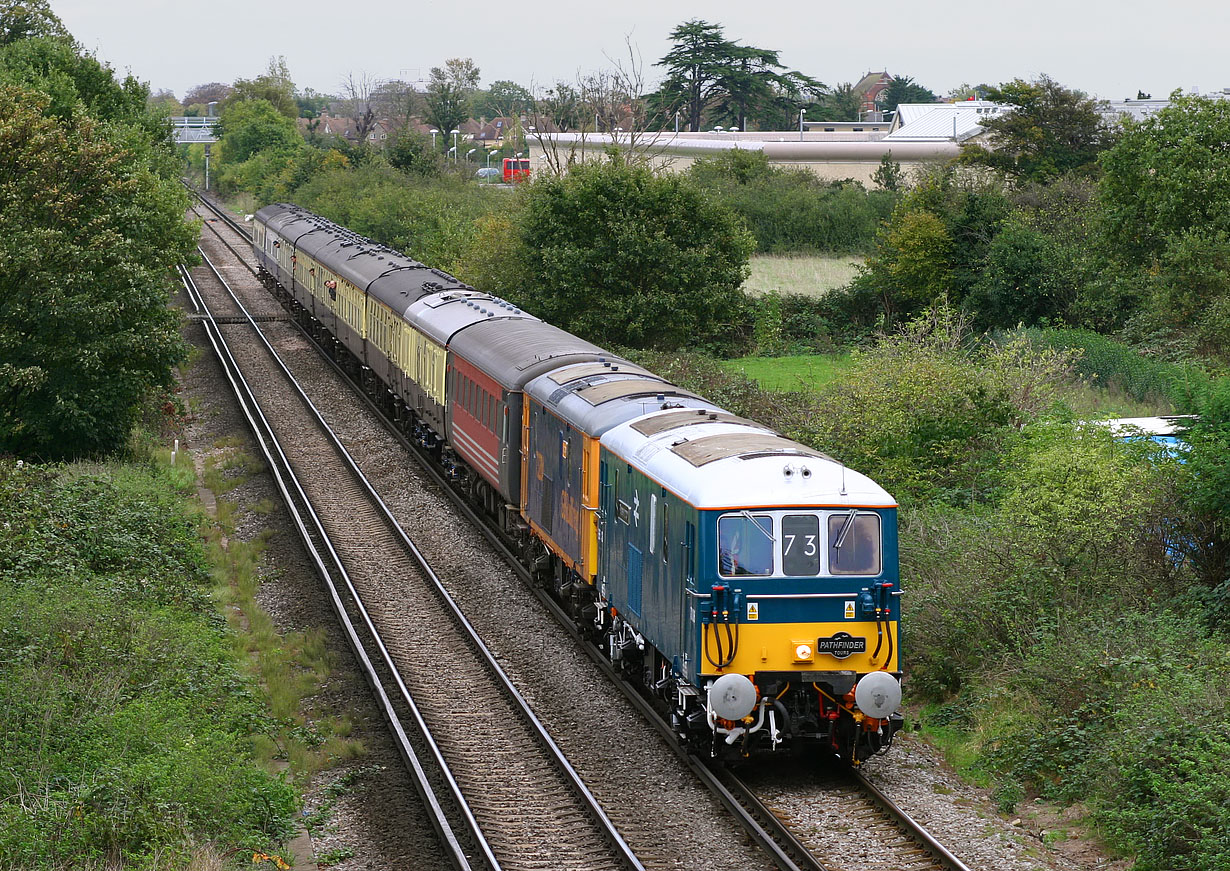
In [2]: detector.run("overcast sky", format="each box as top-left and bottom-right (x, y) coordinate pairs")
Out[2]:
(52, 0), (1230, 105)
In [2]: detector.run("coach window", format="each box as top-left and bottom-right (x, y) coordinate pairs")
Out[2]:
(828, 511), (881, 575)
(718, 514), (773, 577)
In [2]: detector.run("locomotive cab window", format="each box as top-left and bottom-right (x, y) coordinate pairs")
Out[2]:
(782, 514), (820, 575)
(828, 511), (881, 575)
(718, 514), (773, 577)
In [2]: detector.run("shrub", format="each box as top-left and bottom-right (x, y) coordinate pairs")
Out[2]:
(688, 150), (898, 254)
(1026, 327), (1209, 408)
(0, 461), (298, 865)
(508, 158), (754, 352)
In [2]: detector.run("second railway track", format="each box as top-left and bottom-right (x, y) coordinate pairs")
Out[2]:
(182, 239), (641, 871)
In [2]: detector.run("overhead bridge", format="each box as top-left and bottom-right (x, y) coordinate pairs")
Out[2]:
(169, 116), (219, 144)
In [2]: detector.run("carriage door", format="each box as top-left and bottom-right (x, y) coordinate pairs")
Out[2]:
(681, 521), (697, 673)
(598, 460), (612, 546)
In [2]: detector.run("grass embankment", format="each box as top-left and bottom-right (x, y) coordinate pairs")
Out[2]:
(0, 439), (357, 868)
(743, 254), (863, 298)
(719, 353), (852, 392)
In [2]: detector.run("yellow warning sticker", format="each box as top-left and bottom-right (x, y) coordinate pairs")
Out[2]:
(844, 601), (856, 619)
(747, 602), (759, 621)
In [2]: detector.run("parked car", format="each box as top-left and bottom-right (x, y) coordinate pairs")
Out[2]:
(474, 167), (500, 182)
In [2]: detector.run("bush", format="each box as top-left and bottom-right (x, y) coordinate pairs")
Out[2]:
(0, 461), (297, 865)
(290, 163), (498, 272)
(1026, 327), (1209, 408)
(688, 150), (898, 254)
(507, 158), (754, 352)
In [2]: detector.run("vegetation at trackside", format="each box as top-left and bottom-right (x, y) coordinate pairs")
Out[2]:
(457, 159), (755, 351)
(0, 13), (197, 459)
(0, 7), (341, 867)
(8, 0), (1230, 863)
(200, 50), (1230, 865)
(0, 458), (299, 867)
(629, 312), (1230, 870)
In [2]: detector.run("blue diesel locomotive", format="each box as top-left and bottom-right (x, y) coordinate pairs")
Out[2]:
(252, 203), (903, 763)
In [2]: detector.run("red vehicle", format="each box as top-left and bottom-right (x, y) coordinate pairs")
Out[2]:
(502, 157), (531, 183)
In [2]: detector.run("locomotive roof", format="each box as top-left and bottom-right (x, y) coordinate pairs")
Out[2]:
(407, 289), (538, 347)
(447, 319), (608, 390)
(525, 360), (714, 437)
(602, 411), (895, 510)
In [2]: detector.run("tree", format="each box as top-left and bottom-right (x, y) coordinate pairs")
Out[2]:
(872, 151), (904, 191)
(654, 19), (814, 131)
(534, 81), (581, 131)
(1178, 380), (1230, 611)
(386, 129), (442, 177)
(959, 75), (1110, 182)
(0, 0), (68, 45)
(338, 71), (383, 144)
(511, 160), (754, 350)
(946, 82), (991, 101)
(474, 79), (532, 119)
(217, 98), (303, 164)
(654, 20), (734, 131)
(0, 31), (161, 141)
(1100, 93), (1230, 266)
(226, 56), (297, 119)
(853, 167), (1013, 322)
(295, 86), (333, 119)
(0, 85), (197, 458)
(822, 82), (862, 121)
(146, 87), (182, 116)
(424, 57), (479, 144)
(878, 75), (937, 117)
(183, 80), (232, 108)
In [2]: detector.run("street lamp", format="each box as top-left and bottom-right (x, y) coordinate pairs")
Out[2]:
(466, 148), (477, 163)
(450, 129), (460, 161)
(430, 128), (438, 149)
(799, 108), (806, 140)
(595, 113), (600, 133)
(675, 110), (680, 133)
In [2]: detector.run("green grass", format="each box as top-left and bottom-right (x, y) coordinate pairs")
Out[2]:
(743, 254), (863, 298)
(719, 352), (853, 392)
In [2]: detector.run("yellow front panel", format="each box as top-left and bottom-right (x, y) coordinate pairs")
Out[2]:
(579, 435), (601, 581)
(699, 620), (899, 677)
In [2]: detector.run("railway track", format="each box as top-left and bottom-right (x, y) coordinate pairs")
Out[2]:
(185, 191), (975, 871)
(180, 236), (642, 871)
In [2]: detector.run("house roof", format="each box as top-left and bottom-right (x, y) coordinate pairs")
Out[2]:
(885, 101), (1008, 143)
